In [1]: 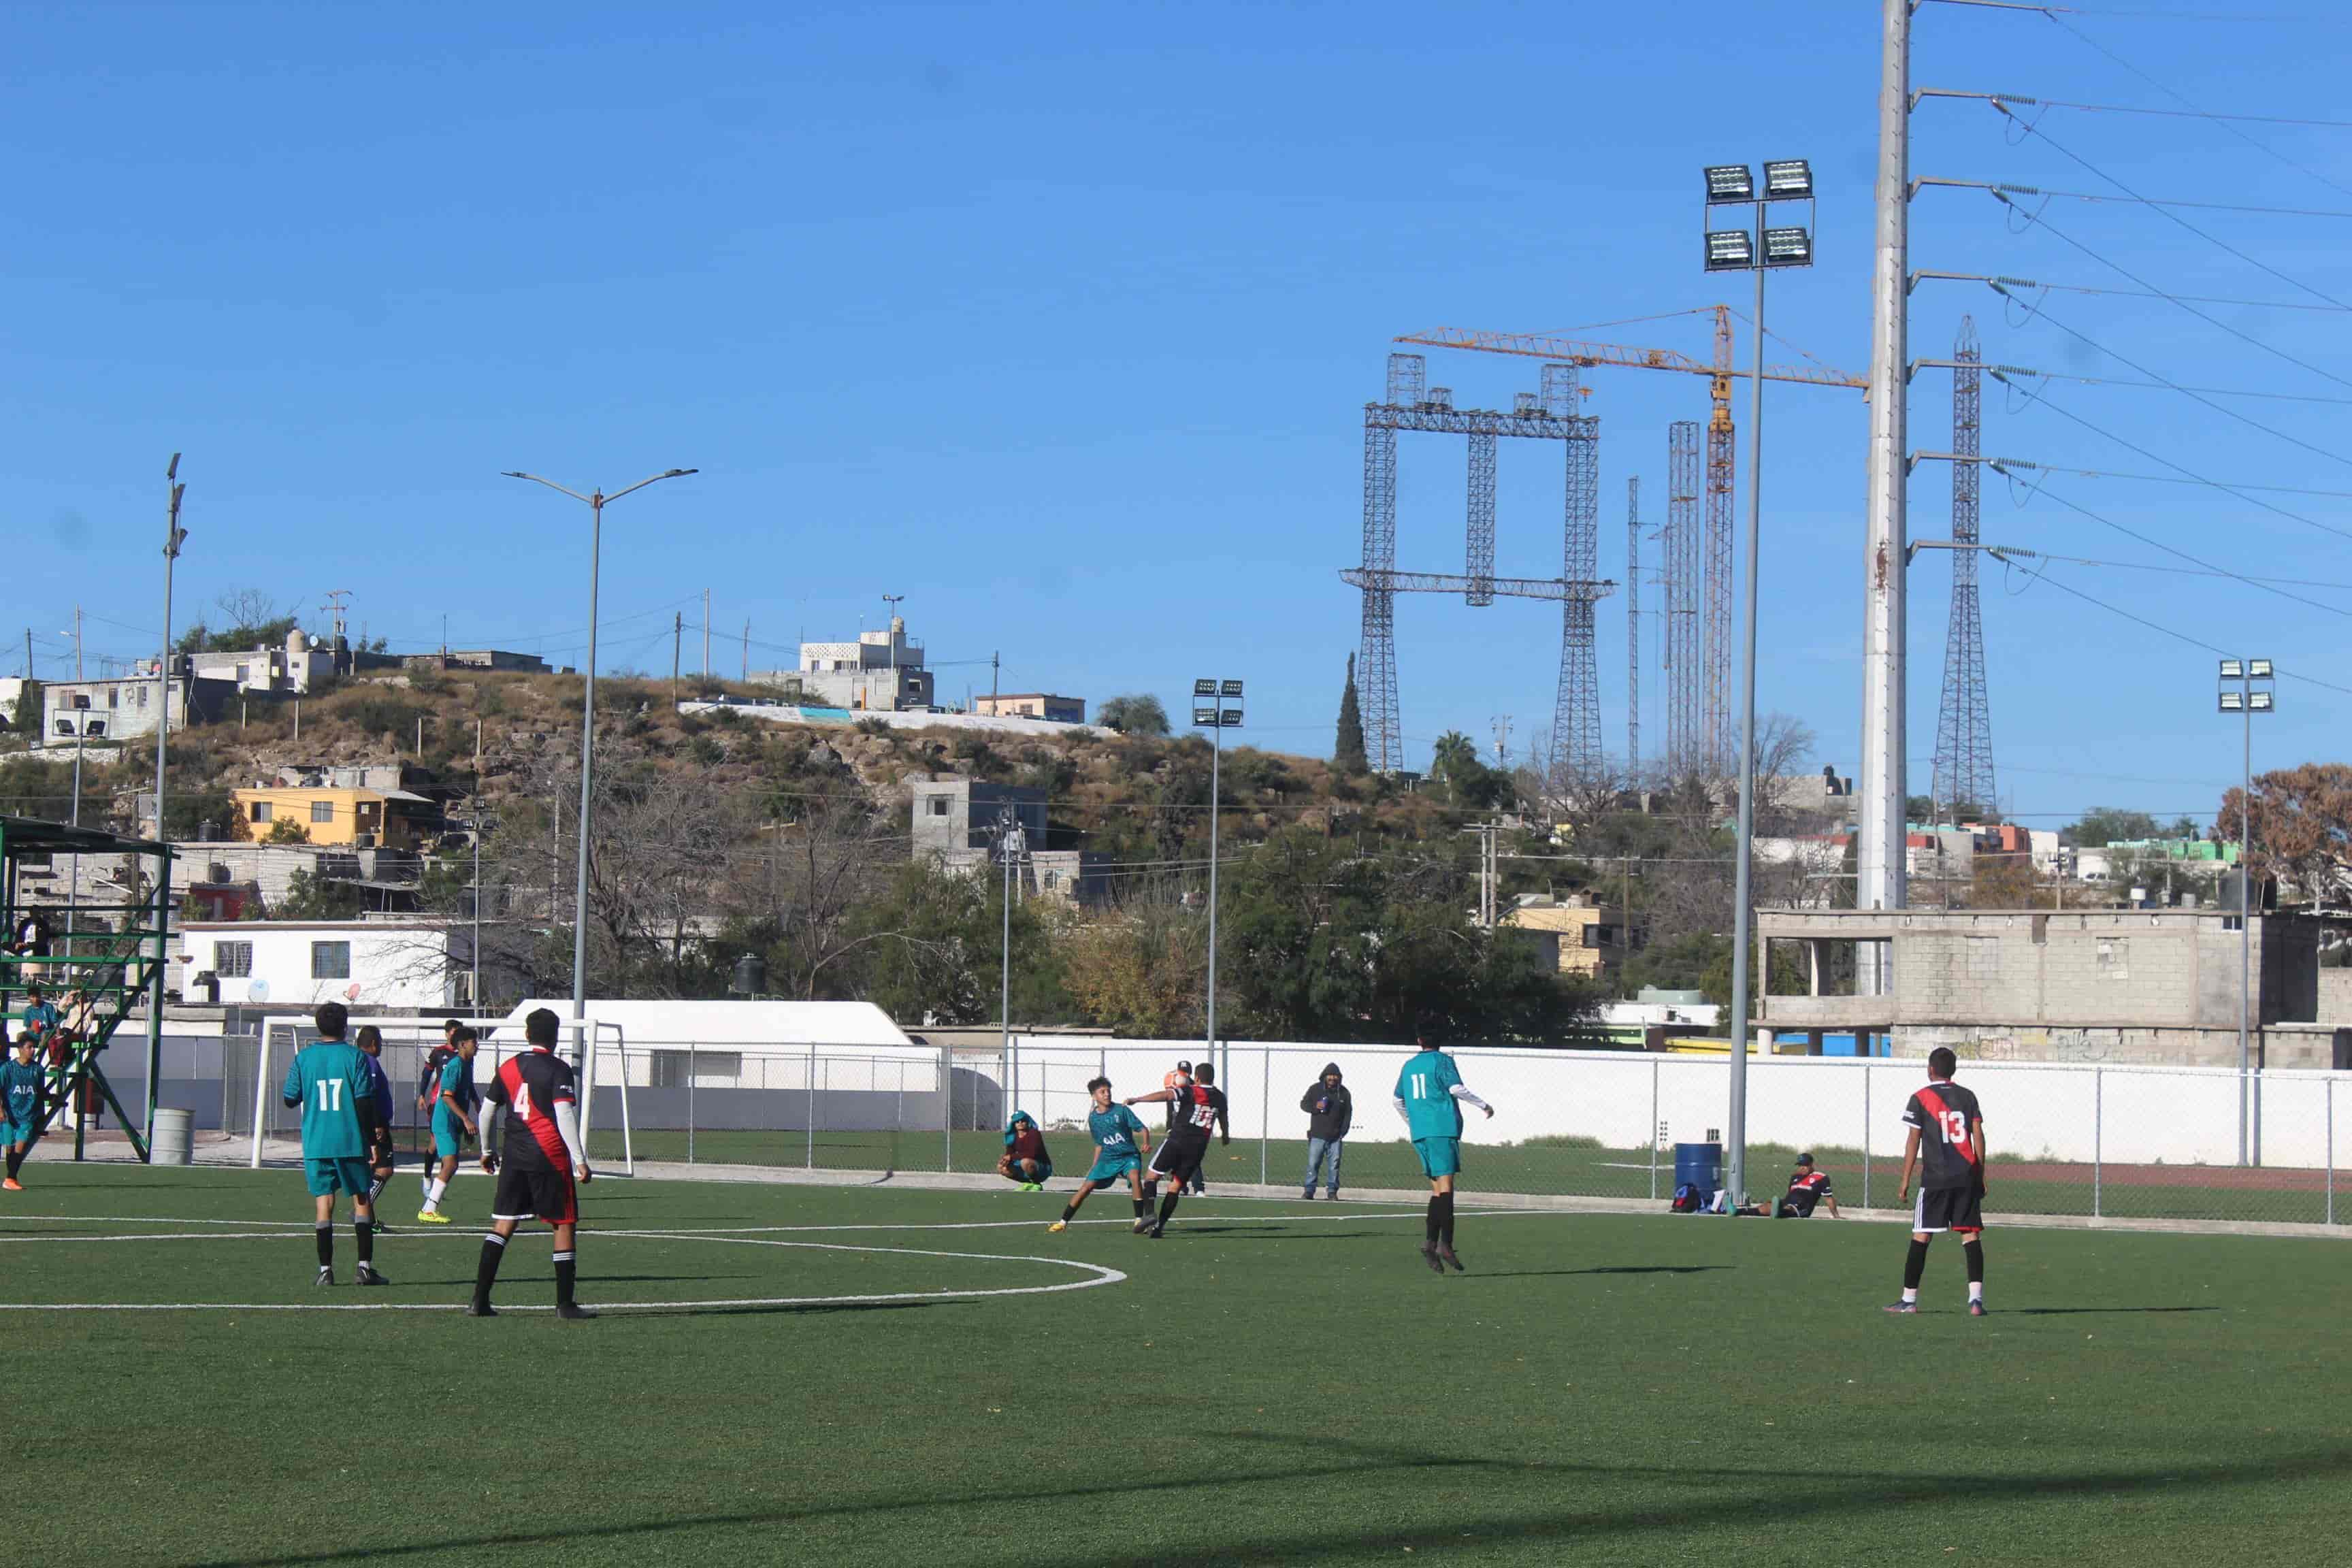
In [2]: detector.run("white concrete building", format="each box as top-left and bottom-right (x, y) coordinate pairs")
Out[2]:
(751, 616), (934, 710)
(173, 919), (466, 1010)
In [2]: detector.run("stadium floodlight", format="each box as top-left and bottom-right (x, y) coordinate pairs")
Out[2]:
(1192, 706), (1218, 725)
(2251, 690), (2274, 712)
(2219, 659), (2244, 679)
(1763, 159), (1814, 199)
(2249, 659), (2274, 679)
(1704, 164), (1754, 203)
(1190, 674), (1246, 1092)
(1763, 226), (1813, 267)
(1221, 706), (1243, 725)
(1705, 229), (1754, 272)
(2220, 691), (2244, 712)
(1194, 678), (1216, 696)
(1220, 679), (1244, 697)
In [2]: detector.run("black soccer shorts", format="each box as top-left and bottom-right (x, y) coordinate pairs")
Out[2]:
(492, 1164), (578, 1226)
(1148, 1137), (1207, 1187)
(1914, 1184), (1984, 1235)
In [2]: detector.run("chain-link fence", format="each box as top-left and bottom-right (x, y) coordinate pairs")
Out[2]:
(120, 1025), (2352, 1226)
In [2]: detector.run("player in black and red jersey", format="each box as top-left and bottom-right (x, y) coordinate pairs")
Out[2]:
(1740, 1152), (1841, 1218)
(1124, 1060), (1228, 1238)
(468, 1008), (593, 1319)
(1886, 1047), (1989, 1316)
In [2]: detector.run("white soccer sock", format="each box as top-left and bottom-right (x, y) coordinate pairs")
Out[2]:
(1900, 1287), (1918, 1304)
(424, 1177), (446, 1211)
(1967, 1281), (1984, 1302)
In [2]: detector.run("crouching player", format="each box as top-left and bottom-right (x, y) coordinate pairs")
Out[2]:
(2, 1030), (48, 1190)
(1049, 1078), (1154, 1235)
(997, 1111), (1053, 1191)
(417, 1028), (480, 1224)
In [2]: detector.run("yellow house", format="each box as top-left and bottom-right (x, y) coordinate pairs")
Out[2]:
(1502, 894), (1633, 981)
(229, 786), (431, 849)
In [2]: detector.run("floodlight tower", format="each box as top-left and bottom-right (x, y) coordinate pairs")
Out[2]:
(2219, 657), (2274, 1167)
(1701, 156), (1817, 1210)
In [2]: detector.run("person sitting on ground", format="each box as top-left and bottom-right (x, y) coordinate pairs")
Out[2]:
(1737, 1153), (1842, 1219)
(996, 1110), (1054, 1191)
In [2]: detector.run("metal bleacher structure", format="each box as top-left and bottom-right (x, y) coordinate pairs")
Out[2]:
(0, 816), (175, 1160)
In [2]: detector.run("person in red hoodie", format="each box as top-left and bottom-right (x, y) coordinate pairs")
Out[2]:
(996, 1110), (1053, 1191)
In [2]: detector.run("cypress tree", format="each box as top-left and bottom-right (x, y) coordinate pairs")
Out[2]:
(1334, 653), (1369, 776)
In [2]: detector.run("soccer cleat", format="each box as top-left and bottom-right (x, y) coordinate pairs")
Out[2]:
(1437, 1245), (1465, 1273)
(466, 1301), (497, 1317)
(1, 1178), (21, 1192)
(1419, 1241), (1446, 1275)
(356, 1264), (391, 1287)
(1147, 1223), (1166, 1240)
(1969, 1300), (1989, 1317)
(1882, 1301), (1918, 1314)
(416, 1209), (451, 1225)
(555, 1302), (595, 1320)
(1019, 1181), (1043, 1193)
(372, 1220), (397, 1235)
(1047, 1220), (1068, 1233)
(1131, 1217), (1154, 1235)
(315, 1267), (336, 1288)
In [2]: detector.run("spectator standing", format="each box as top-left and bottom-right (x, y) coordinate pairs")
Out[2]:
(6, 909), (52, 985)
(1298, 1063), (1352, 1200)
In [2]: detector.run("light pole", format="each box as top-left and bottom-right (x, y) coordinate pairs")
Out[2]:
(2219, 658), (2273, 1166)
(503, 468), (697, 1037)
(148, 455), (187, 1149)
(883, 594), (904, 709)
(1192, 679), (1243, 1085)
(995, 804), (1026, 1105)
(1703, 159), (1815, 1209)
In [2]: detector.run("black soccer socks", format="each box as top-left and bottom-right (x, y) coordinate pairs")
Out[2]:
(553, 1250), (577, 1308)
(1131, 1198), (1148, 1221)
(1157, 1190), (1181, 1227)
(1903, 1238), (1931, 1291)
(1426, 1194), (1442, 1244)
(1963, 1239), (1984, 1284)
(315, 1224), (334, 1269)
(3, 1148), (20, 1181)
(354, 1220), (374, 1266)
(1060, 1202), (1079, 1223)
(474, 1232), (507, 1307)
(1437, 1192), (1456, 1248)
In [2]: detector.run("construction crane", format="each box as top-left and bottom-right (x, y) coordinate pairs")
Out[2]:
(1395, 309), (1863, 777)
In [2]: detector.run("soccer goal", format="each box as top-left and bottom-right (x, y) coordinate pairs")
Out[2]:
(246, 1013), (636, 1177)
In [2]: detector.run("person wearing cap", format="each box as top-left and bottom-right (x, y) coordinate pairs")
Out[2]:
(996, 1109), (1053, 1191)
(1298, 1062), (1353, 1200)
(1740, 1153), (1841, 1219)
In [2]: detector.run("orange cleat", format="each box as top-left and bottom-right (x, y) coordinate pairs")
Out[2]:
(2, 1179), (22, 1192)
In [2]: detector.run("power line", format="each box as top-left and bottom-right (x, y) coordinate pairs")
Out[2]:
(1990, 104), (2352, 311)
(1921, 88), (2352, 131)
(1923, 0), (2324, 20)
(1923, 174), (2352, 222)
(1917, 268), (2352, 316)
(1993, 560), (2352, 697)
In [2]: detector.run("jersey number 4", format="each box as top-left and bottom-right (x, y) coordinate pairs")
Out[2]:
(312, 1080), (344, 1113)
(1938, 1109), (1968, 1145)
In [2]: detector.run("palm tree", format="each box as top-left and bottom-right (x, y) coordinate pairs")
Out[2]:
(1431, 731), (1477, 779)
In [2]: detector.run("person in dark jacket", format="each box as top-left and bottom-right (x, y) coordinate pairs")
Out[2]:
(1299, 1063), (1353, 1200)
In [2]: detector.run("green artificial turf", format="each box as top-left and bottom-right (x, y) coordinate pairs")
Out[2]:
(564, 1124), (2345, 1227)
(5, 1162), (2350, 1566)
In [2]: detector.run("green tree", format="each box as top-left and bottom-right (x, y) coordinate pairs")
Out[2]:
(1333, 654), (1368, 777)
(276, 866), (362, 920)
(2065, 806), (2163, 847)
(1096, 693), (1171, 736)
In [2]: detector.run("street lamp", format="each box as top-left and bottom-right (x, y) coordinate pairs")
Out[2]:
(882, 594), (904, 708)
(1703, 157), (1815, 1211)
(503, 468), (697, 1041)
(1192, 679), (1243, 1083)
(994, 804), (1028, 1105)
(2219, 656), (2274, 1166)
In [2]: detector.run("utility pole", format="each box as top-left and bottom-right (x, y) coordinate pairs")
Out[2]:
(672, 612), (683, 706)
(1858, 0), (1912, 993)
(882, 595), (904, 710)
(72, 605), (84, 681)
(741, 620), (749, 683)
(1490, 715), (1512, 772)
(472, 717), (484, 1011)
(148, 453), (186, 1158)
(702, 589), (710, 679)
(992, 651), (1000, 700)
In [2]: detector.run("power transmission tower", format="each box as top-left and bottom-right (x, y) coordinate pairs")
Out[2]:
(1932, 316), (1995, 823)
(1625, 476), (1639, 781)
(1665, 423), (1702, 780)
(1350, 353), (1612, 780)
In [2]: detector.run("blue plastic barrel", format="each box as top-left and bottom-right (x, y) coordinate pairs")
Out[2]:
(1673, 1141), (1722, 1204)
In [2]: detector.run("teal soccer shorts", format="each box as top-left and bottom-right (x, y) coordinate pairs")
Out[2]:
(304, 1157), (372, 1197)
(431, 1106), (467, 1160)
(0, 1118), (35, 1147)
(1085, 1153), (1141, 1186)
(1413, 1137), (1463, 1180)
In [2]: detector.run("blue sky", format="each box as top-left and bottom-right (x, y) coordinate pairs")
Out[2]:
(5, 1), (2347, 829)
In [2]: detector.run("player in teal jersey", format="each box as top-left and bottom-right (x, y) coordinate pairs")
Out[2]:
(1048, 1077), (1155, 1234)
(1, 1030), (51, 1190)
(416, 1028), (480, 1223)
(1394, 1029), (1493, 1274)
(278, 1002), (390, 1287)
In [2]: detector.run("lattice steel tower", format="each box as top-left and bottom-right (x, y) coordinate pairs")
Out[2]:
(1664, 421), (1703, 779)
(1931, 316), (1995, 820)
(1703, 376), (1736, 774)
